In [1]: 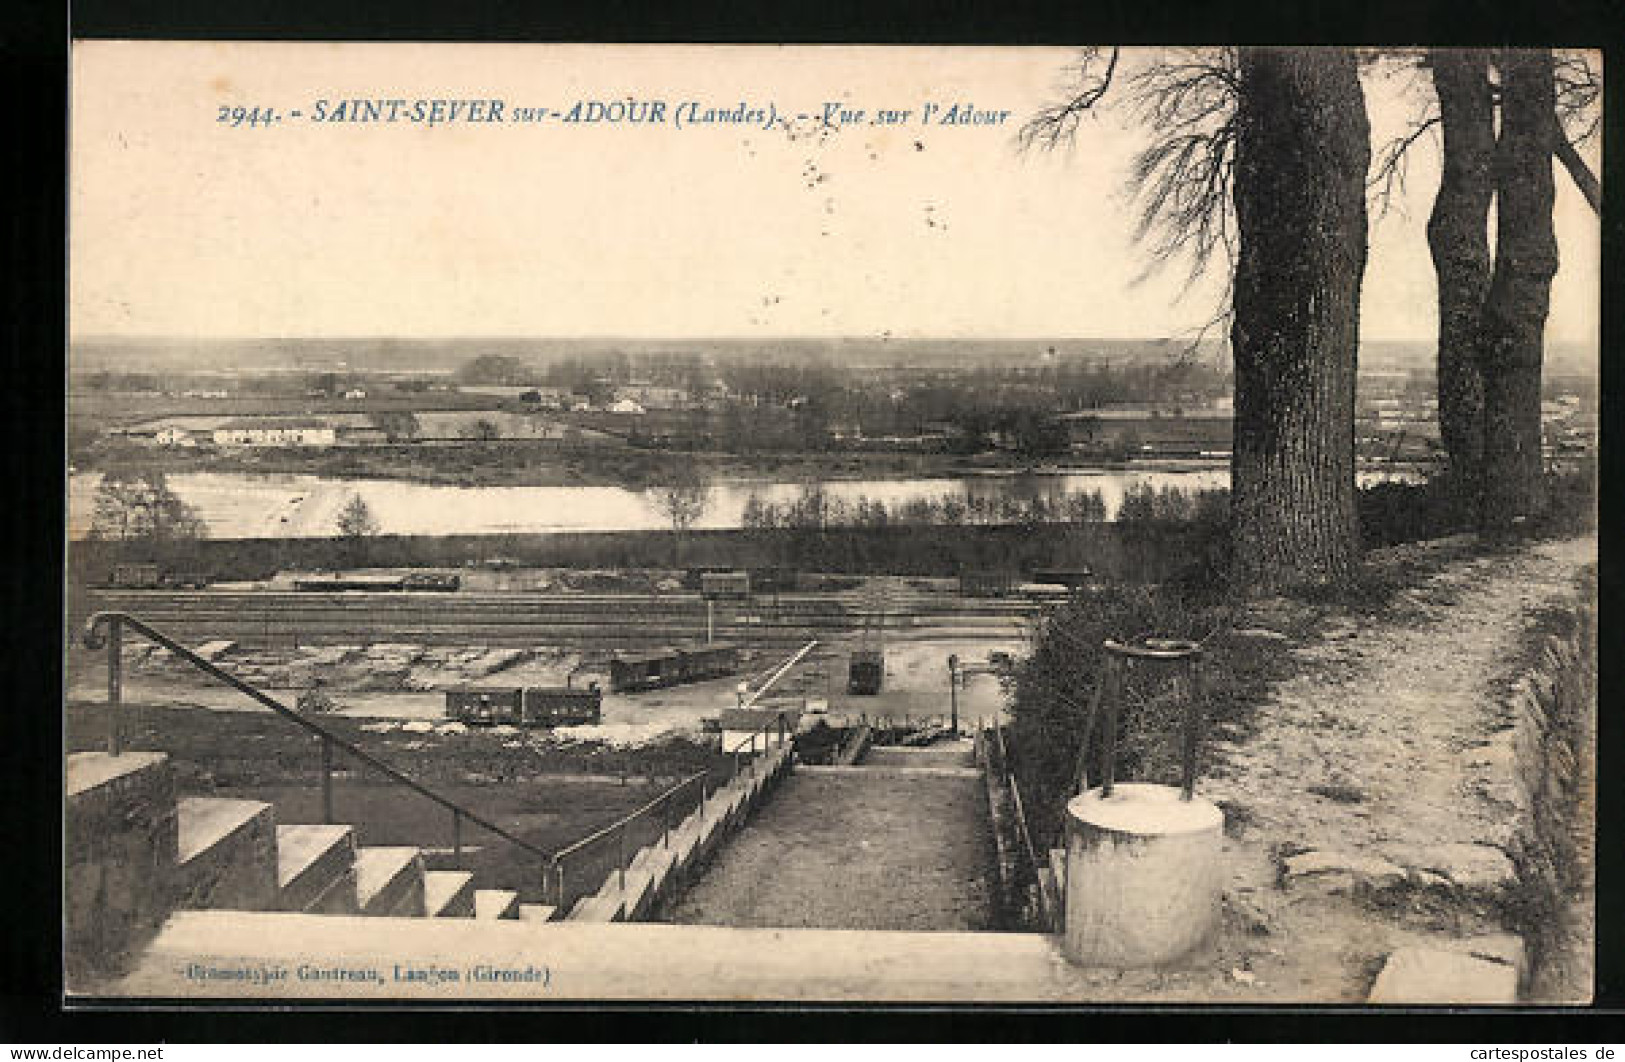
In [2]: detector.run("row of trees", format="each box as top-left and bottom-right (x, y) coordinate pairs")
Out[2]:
(739, 485), (1113, 531)
(1024, 46), (1597, 591)
(87, 470), (385, 570)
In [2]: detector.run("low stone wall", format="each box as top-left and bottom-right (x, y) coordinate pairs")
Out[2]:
(566, 745), (794, 923)
(1507, 581), (1596, 1002)
(65, 753), (179, 985)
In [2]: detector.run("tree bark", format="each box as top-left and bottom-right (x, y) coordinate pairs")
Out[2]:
(1426, 49), (1496, 523)
(1229, 47), (1370, 591)
(1478, 48), (1558, 530)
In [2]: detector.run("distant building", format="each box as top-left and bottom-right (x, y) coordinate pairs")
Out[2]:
(213, 418), (336, 447)
(616, 384), (689, 411)
(155, 427), (204, 447)
(342, 389), (367, 400)
(337, 426), (389, 445)
(606, 398), (646, 415)
(519, 387), (570, 410)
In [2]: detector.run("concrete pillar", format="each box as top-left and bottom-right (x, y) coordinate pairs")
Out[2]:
(1062, 782), (1223, 968)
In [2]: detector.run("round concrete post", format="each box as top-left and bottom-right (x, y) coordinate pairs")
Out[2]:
(1062, 782), (1223, 968)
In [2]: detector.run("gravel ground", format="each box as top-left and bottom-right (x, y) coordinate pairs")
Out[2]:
(666, 767), (995, 932)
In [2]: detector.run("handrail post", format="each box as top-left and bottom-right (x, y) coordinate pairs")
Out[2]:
(320, 737), (335, 823)
(617, 820), (627, 892)
(554, 858), (566, 909)
(1180, 656), (1203, 801)
(700, 772), (708, 819)
(105, 615), (123, 757)
(662, 793), (670, 848)
(452, 809), (463, 861)
(1100, 656), (1120, 799)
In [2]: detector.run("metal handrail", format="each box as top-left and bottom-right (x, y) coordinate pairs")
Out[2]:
(81, 610), (551, 867)
(986, 722), (1047, 896)
(546, 707), (793, 908)
(552, 770), (709, 864)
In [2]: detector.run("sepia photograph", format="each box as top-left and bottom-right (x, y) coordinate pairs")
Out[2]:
(62, 42), (1600, 1005)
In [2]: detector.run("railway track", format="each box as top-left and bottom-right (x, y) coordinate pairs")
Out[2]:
(77, 587), (1043, 649)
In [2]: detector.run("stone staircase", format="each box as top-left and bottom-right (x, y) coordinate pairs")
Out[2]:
(66, 749), (528, 987)
(68, 733), (792, 994)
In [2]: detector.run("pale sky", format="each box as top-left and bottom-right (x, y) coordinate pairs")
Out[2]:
(70, 43), (1601, 343)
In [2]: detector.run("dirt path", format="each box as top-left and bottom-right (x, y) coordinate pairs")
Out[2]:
(1164, 534), (1596, 1002)
(665, 765), (995, 932)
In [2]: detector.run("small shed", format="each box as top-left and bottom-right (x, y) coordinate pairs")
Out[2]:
(719, 706), (802, 753)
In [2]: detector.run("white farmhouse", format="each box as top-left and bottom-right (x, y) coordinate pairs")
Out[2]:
(212, 417), (337, 447)
(155, 427), (199, 447)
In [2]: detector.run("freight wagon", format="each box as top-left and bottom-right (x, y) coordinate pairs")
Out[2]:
(102, 563), (211, 589)
(683, 565), (735, 591)
(610, 643), (739, 693)
(959, 570), (1014, 597)
(847, 650), (885, 695)
(443, 685), (602, 727)
(749, 566), (797, 593)
(699, 570), (751, 600)
(293, 573), (461, 592)
(1028, 567), (1094, 590)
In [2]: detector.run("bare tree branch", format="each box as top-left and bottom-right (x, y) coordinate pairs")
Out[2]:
(1369, 113), (1443, 219)
(1554, 49), (1602, 146)
(1018, 47), (1120, 151)
(1021, 47), (1242, 348)
(1552, 49), (1601, 214)
(1554, 118), (1602, 215)
(1122, 49), (1241, 291)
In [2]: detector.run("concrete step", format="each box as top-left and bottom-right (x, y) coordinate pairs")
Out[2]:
(354, 847), (426, 917)
(863, 742), (976, 768)
(175, 797), (278, 911)
(475, 890), (519, 920)
(568, 893), (625, 922)
(517, 903), (556, 922)
(424, 870), (476, 918)
(115, 910), (1076, 1001)
(275, 825), (358, 914)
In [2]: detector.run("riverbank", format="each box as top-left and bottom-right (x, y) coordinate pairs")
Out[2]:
(77, 440), (1231, 491)
(67, 521), (1203, 587)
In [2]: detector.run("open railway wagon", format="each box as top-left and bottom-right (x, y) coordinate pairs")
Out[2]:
(293, 572), (461, 592)
(846, 580), (888, 695)
(698, 570), (751, 600)
(102, 563), (211, 590)
(959, 569), (1015, 597)
(1028, 566), (1093, 591)
(443, 684), (602, 727)
(610, 643), (739, 693)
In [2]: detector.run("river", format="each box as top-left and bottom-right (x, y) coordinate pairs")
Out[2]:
(66, 466), (1420, 540)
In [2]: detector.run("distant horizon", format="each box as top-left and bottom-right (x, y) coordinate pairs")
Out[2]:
(72, 331), (1599, 346)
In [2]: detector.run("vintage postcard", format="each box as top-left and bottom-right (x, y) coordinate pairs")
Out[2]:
(64, 42), (1599, 1004)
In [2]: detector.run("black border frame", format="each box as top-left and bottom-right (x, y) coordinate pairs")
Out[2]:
(7, 0), (1622, 1042)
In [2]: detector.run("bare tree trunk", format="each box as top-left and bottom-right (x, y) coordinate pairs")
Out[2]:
(1427, 49), (1495, 525)
(1229, 47), (1369, 591)
(1478, 48), (1558, 531)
